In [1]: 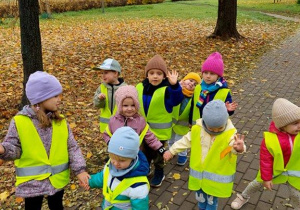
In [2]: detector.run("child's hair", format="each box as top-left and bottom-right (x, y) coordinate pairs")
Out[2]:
(109, 153), (133, 161)
(114, 85), (140, 115)
(202, 52), (224, 77)
(272, 98), (300, 129)
(145, 54), (168, 77)
(35, 109), (63, 128)
(93, 58), (121, 74)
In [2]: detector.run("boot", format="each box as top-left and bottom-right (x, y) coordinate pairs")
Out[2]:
(150, 169), (165, 187)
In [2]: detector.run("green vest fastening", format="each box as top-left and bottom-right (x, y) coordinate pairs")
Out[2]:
(14, 115), (70, 189)
(172, 98), (192, 135)
(136, 83), (173, 140)
(99, 84), (117, 133)
(256, 132), (300, 190)
(102, 164), (149, 209)
(192, 84), (230, 124)
(189, 125), (237, 198)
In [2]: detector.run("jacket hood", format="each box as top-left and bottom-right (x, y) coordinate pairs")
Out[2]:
(121, 151), (149, 179)
(196, 118), (235, 132)
(17, 105), (36, 118)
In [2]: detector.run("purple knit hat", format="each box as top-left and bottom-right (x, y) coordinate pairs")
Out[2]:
(25, 71), (62, 105)
(115, 85), (140, 114)
(201, 52), (224, 77)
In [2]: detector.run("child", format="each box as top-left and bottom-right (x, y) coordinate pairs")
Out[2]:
(169, 72), (201, 166)
(191, 52), (238, 123)
(103, 85), (166, 162)
(93, 58), (127, 133)
(84, 127), (150, 210)
(136, 54), (184, 187)
(231, 98), (300, 209)
(164, 100), (246, 210)
(0, 71), (89, 210)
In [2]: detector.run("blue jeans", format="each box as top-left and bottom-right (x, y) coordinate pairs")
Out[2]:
(196, 189), (218, 210)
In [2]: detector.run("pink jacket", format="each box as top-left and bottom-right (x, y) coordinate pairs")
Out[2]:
(260, 121), (296, 181)
(103, 113), (163, 151)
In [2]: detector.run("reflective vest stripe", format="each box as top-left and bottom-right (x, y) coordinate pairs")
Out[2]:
(190, 168), (235, 183)
(148, 121), (172, 129)
(281, 170), (300, 177)
(172, 118), (189, 127)
(99, 117), (110, 124)
(16, 163), (69, 177)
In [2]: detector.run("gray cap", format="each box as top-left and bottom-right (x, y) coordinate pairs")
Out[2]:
(202, 100), (229, 128)
(94, 58), (121, 73)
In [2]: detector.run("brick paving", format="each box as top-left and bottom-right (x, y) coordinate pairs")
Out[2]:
(149, 25), (300, 209)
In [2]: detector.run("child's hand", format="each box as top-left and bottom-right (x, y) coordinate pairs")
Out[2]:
(225, 101), (238, 112)
(263, 180), (273, 191)
(163, 151), (174, 161)
(167, 70), (178, 86)
(233, 134), (245, 153)
(98, 93), (106, 100)
(77, 171), (90, 190)
(0, 144), (5, 155)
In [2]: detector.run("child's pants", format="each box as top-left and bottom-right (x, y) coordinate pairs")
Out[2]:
(141, 141), (166, 170)
(241, 179), (300, 208)
(168, 131), (187, 157)
(25, 190), (64, 210)
(196, 189), (218, 210)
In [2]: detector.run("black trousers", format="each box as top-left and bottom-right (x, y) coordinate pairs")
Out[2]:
(24, 190), (64, 210)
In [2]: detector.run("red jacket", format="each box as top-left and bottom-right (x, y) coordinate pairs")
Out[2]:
(260, 121), (296, 181)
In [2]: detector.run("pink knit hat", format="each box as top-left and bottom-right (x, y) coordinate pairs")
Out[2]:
(115, 85), (140, 114)
(201, 52), (224, 77)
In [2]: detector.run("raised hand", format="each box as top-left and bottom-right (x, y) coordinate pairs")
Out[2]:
(225, 101), (238, 112)
(233, 133), (245, 153)
(166, 70), (179, 86)
(163, 150), (174, 161)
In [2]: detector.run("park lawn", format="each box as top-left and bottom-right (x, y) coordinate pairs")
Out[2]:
(0, 0), (300, 209)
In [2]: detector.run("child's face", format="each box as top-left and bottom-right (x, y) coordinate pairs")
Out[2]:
(202, 71), (219, 84)
(147, 69), (164, 86)
(181, 79), (198, 91)
(40, 95), (61, 112)
(110, 157), (132, 170)
(282, 120), (300, 135)
(121, 98), (137, 117)
(206, 125), (226, 133)
(100, 70), (119, 84)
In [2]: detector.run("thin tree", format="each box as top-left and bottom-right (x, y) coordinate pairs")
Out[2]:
(18, 0), (43, 108)
(209, 0), (242, 40)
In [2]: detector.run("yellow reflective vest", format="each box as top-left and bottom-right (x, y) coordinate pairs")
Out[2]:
(14, 115), (70, 189)
(102, 164), (149, 209)
(192, 84), (230, 124)
(99, 84), (117, 133)
(136, 83), (173, 140)
(189, 125), (237, 198)
(256, 132), (300, 190)
(172, 98), (192, 136)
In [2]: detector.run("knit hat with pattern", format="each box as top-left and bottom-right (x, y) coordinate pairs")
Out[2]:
(202, 52), (224, 77)
(115, 85), (140, 114)
(145, 55), (168, 77)
(272, 98), (300, 129)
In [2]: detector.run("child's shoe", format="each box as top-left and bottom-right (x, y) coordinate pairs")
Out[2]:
(230, 193), (250, 209)
(150, 169), (165, 187)
(177, 155), (187, 166)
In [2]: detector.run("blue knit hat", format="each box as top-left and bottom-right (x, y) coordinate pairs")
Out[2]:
(202, 100), (228, 128)
(108, 127), (139, 159)
(25, 71), (62, 105)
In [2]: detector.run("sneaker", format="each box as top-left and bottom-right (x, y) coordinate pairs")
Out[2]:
(231, 193), (250, 209)
(150, 169), (165, 187)
(177, 155), (187, 166)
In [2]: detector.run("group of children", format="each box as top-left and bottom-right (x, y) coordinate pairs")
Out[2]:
(0, 52), (300, 210)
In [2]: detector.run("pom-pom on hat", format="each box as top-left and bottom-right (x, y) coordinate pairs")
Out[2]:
(145, 55), (168, 77)
(94, 58), (121, 73)
(182, 72), (201, 84)
(202, 52), (224, 77)
(202, 99), (229, 128)
(272, 98), (300, 129)
(25, 71), (62, 105)
(115, 85), (140, 114)
(108, 127), (140, 159)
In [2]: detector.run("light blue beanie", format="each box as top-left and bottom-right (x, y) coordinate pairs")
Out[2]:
(202, 100), (228, 128)
(108, 127), (139, 159)
(25, 71), (62, 105)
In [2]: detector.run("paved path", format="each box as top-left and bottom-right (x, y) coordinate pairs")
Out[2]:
(149, 22), (300, 210)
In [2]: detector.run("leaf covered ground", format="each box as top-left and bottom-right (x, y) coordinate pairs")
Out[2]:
(0, 14), (299, 209)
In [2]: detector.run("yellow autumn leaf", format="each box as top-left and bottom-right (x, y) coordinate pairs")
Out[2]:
(69, 123), (76, 128)
(70, 184), (76, 190)
(86, 151), (92, 159)
(172, 173), (181, 180)
(0, 191), (9, 201)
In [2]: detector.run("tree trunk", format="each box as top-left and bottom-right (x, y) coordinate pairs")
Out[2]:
(209, 0), (242, 41)
(18, 0), (43, 108)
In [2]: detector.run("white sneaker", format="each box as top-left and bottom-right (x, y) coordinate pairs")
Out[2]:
(231, 193), (250, 209)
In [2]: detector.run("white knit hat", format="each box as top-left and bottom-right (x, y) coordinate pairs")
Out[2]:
(272, 98), (300, 128)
